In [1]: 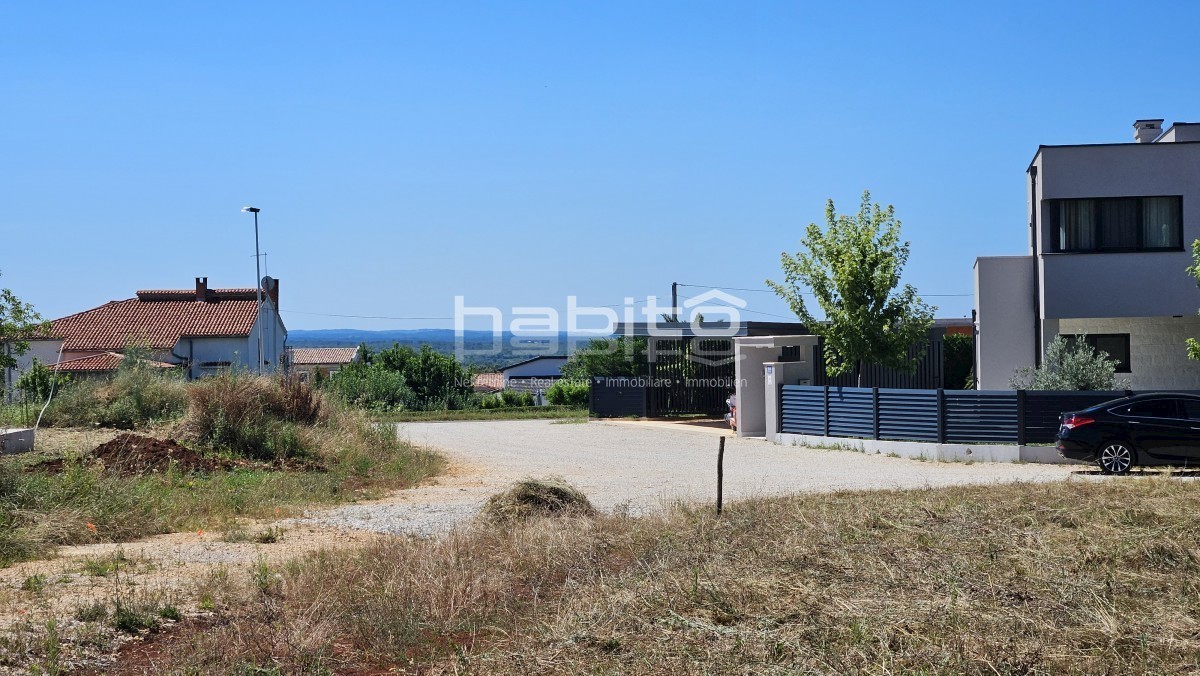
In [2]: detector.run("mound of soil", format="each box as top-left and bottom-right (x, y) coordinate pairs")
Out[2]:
(92, 433), (225, 476)
(32, 433), (326, 476)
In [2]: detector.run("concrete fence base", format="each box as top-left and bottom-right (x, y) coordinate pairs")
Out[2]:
(1, 428), (35, 454)
(775, 433), (1085, 465)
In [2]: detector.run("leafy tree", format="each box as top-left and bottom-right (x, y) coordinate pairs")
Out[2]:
(560, 336), (647, 381)
(767, 191), (935, 386)
(1185, 240), (1200, 361)
(0, 271), (49, 382)
(1010, 335), (1129, 391)
(326, 342), (473, 411)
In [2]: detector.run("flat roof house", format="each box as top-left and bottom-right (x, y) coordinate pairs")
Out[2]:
(975, 119), (1200, 390)
(8, 277), (287, 383)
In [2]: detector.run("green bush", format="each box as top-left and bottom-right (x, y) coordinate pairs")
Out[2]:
(41, 357), (187, 429)
(1010, 335), (1129, 391)
(546, 380), (589, 407)
(325, 344), (473, 412)
(500, 390), (535, 407)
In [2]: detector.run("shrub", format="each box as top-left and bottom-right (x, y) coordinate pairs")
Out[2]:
(182, 372), (324, 460)
(1010, 335), (1130, 391)
(546, 380), (589, 407)
(41, 358), (187, 429)
(325, 344), (473, 412)
(500, 390), (535, 407)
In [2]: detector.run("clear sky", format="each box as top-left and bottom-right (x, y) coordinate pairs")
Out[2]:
(3, 1), (1199, 331)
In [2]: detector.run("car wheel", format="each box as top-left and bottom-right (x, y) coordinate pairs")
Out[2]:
(1098, 442), (1135, 475)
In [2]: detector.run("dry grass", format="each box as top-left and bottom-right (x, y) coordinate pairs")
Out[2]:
(91, 476), (1200, 674)
(480, 477), (596, 524)
(1, 375), (442, 568)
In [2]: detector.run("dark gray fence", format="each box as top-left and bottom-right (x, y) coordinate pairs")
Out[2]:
(590, 377), (648, 418)
(779, 386), (1145, 445)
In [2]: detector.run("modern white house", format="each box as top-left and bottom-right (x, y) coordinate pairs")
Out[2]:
(975, 119), (1200, 390)
(5, 277), (287, 386)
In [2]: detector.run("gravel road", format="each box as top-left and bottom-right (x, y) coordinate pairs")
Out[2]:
(300, 419), (1081, 536)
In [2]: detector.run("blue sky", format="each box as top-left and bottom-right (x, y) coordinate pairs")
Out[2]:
(3, 1), (1199, 331)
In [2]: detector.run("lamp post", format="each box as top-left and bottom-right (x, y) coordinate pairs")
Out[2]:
(241, 206), (263, 374)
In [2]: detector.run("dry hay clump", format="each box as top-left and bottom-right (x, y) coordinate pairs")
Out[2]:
(481, 477), (596, 524)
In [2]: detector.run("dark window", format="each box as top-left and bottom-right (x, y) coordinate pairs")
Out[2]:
(1125, 398), (1182, 419)
(1065, 334), (1131, 373)
(1049, 196), (1182, 252)
(1181, 399), (1200, 421)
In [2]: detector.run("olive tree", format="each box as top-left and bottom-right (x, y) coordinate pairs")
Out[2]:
(1010, 335), (1128, 391)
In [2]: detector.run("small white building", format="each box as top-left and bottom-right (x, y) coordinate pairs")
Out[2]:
(289, 347), (361, 382)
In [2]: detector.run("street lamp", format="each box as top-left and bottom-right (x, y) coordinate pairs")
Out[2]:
(241, 206), (263, 374)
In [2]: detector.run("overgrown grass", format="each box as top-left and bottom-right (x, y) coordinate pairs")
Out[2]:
(134, 478), (1200, 673)
(374, 405), (586, 423)
(39, 364), (188, 430)
(0, 373), (442, 567)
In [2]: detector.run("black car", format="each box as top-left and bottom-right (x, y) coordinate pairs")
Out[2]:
(1055, 393), (1200, 474)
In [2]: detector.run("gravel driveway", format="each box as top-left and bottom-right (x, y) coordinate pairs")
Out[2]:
(301, 419), (1080, 536)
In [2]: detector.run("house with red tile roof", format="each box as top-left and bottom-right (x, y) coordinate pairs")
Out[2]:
(288, 347), (361, 382)
(10, 277), (287, 382)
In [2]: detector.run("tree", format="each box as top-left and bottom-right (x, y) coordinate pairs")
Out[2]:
(560, 336), (648, 381)
(1185, 239), (1200, 361)
(0, 271), (49, 390)
(767, 191), (935, 386)
(1010, 335), (1128, 391)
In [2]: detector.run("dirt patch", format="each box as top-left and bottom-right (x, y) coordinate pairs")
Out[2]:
(31, 433), (326, 476)
(93, 434), (223, 475)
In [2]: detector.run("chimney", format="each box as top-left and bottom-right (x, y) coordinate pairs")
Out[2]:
(1133, 119), (1164, 143)
(264, 277), (279, 309)
(195, 277), (208, 302)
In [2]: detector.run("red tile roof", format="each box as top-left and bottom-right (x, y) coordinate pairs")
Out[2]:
(472, 372), (505, 393)
(48, 288), (262, 351)
(47, 352), (176, 373)
(291, 347), (359, 365)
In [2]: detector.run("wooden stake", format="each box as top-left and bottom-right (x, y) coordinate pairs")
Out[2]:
(716, 436), (725, 516)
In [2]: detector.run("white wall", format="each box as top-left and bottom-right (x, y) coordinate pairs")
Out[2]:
(1058, 316), (1200, 390)
(184, 336), (252, 378)
(244, 298), (288, 374)
(733, 335), (817, 438)
(974, 256), (1036, 389)
(2, 339), (64, 401)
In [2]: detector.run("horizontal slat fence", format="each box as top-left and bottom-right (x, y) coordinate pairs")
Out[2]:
(780, 386), (826, 435)
(877, 389), (939, 442)
(779, 386), (1200, 445)
(944, 391), (1018, 443)
(826, 387), (875, 438)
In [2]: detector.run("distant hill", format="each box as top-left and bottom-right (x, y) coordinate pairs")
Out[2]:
(287, 329), (594, 370)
